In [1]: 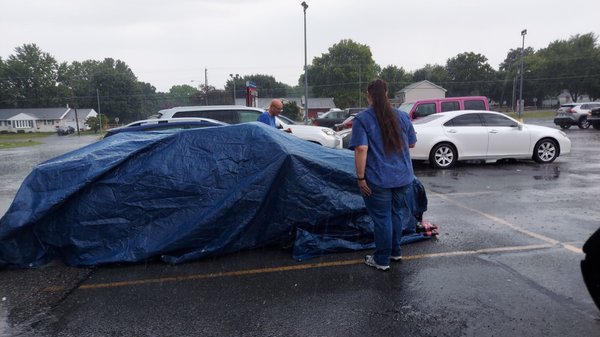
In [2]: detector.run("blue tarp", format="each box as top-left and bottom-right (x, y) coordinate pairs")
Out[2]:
(0, 122), (431, 269)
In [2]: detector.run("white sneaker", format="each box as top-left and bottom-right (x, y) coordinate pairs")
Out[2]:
(390, 255), (403, 261)
(364, 255), (390, 271)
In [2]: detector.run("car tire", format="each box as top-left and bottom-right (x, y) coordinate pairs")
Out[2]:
(532, 138), (558, 163)
(578, 117), (591, 129)
(429, 143), (457, 169)
(559, 124), (571, 130)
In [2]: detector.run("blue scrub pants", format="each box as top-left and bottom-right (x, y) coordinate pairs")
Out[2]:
(363, 183), (410, 266)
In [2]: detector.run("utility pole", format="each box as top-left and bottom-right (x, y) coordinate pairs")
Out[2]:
(96, 88), (102, 133)
(518, 29), (527, 120)
(205, 68), (209, 105)
(302, 1), (309, 124)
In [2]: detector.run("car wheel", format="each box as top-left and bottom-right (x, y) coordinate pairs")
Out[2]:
(578, 117), (590, 129)
(559, 124), (571, 130)
(532, 138), (558, 163)
(429, 143), (457, 169)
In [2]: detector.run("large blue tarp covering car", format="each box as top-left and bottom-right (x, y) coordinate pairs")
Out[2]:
(0, 122), (433, 269)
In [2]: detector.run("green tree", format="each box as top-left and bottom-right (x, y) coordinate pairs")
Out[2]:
(445, 52), (496, 97)
(84, 114), (109, 133)
(61, 58), (145, 123)
(282, 100), (301, 121)
(302, 39), (380, 108)
(536, 33), (600, 102)
(411, 64), (449, 85)
(495, 47), (535, 108)
(379, 65), (411, 98)
(226, 74), (288, 99)
(2, 44), (65, 108)
(167, 84), (199, 106)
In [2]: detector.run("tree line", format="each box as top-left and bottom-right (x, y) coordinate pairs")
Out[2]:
(1, 33), (599, 124)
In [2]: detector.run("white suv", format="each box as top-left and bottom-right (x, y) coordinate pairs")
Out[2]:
(553, 102), (600, 129)
(156, 105), (342, 148)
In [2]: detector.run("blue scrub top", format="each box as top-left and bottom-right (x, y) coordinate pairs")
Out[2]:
(258, 112), (276, 127)
(349, 107), (416, 188)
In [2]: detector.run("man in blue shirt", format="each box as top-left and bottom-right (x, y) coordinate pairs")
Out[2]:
(258, 99), (283, 127)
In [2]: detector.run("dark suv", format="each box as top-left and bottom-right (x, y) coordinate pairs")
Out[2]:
(587, 107), (600, 130)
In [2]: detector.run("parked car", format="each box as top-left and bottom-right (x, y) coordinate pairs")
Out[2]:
(333, 108), (367, 131)
(57, 126), (75, 136)
(277, 115), (342, 149)
(410, 110), (571, 169)
(156, 105), (342, 148)
(398, 96), (490, 120)
(104, 118), (227, 138)
(311, 108), (347, 128)
(554, 102), (600, 129)
(156, 105), (263, 123)
(333, 114), (356, 131)
(337, 127), (352, 149)
(587, 107), (600, 130)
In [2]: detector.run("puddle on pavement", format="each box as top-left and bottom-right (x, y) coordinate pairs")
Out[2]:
(1, 135), (99, 216)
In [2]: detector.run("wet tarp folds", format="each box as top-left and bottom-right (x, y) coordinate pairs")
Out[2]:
(0, 123), (431, 269)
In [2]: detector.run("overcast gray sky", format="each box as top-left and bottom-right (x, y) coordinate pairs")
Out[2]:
(1, 0), (599, 92)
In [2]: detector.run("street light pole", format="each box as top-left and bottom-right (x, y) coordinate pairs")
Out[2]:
(518, 29), (527, 120)
(229, 73), (239, 105)
(96, 88), (102, 133)
(301, 1), (309, 124)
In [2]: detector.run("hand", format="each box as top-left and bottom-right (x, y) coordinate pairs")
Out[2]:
(358, 180), (371, 196)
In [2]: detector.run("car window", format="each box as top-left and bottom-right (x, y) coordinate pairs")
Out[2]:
(464, 100), (486, 110)
(239, 110), (261, 123)
(441, 101), (460, 112)
(444, 113), (483, 127)
(413, 103), (436, 118)
(480, 113), (518, 127)
(172, 110), (207, 118)
(172, 110), (239, 123)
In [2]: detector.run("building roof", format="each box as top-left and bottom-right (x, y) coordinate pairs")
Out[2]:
(0, 108), (95, 120)
(398, 80), (447, 93)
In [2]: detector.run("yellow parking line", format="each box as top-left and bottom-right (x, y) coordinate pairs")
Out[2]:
(430, 192), (583, 254)
(42, 193), (581, 293)
(42, 243), (554, 292)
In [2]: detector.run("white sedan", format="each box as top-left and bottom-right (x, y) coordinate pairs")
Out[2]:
(410, 110), (571, 169)
(276, 115), (342, 149)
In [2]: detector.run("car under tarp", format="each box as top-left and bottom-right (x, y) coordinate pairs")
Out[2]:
(0, 122), (433, 269)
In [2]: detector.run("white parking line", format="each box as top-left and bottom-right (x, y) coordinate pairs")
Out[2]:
(431, 191), (583, 254)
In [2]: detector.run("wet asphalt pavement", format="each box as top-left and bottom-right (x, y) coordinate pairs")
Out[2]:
(1, 121), (599, 337)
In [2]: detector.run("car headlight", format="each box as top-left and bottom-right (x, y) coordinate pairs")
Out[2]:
(321, 128), (335, 136)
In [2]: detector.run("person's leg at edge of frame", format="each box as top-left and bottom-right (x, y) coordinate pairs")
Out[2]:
(364, 185), (393, 267)
(391, 184), (410, 260)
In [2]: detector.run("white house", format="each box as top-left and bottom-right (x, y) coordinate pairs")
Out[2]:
(0, 107), (97, 133)
(392, 80), (447, 106)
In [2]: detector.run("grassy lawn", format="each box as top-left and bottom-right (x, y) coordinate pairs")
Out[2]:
(0, 132), (51, 149)
(504, 110), (555, 119)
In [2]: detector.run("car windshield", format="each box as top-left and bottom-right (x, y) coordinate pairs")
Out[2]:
(398, 103), (414, 113)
